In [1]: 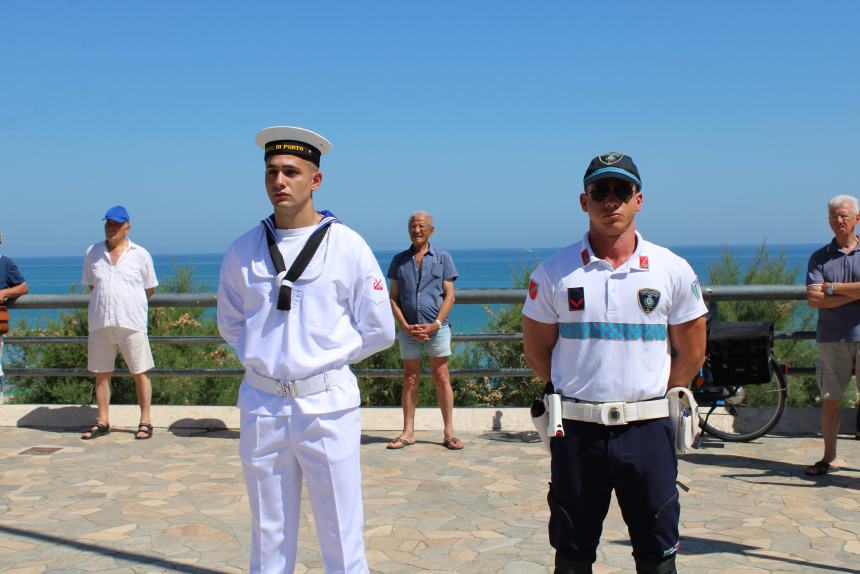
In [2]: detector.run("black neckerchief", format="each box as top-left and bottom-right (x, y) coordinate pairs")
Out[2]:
(261, 210), (339, 310)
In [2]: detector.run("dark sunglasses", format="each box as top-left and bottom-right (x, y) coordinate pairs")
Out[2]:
(587, 182), (636, 203)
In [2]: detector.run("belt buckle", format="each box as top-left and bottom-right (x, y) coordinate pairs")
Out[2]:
(600, 402), (627, 425)
(275, 380), (298, 398)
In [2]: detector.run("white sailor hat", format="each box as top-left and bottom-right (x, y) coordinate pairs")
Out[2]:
(255, 126), (333, 167)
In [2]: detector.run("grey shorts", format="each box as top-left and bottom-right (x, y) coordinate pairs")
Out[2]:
(816, 341), (860, 400)
(398, 324), (452, 360)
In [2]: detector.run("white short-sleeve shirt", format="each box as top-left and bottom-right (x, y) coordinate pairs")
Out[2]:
(82, 240), (158, 333)
(523, 232), (707, 402)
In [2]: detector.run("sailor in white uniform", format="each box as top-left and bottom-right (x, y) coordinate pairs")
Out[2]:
(217, 126), (395, 574)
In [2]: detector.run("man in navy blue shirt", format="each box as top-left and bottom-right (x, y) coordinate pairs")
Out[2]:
(386, 211), (461, 450)
(805, 194), (860, 475)
(0, 227), (30, 398)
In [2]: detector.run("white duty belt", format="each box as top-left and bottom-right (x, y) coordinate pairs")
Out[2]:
(561, 398), (669, 426)
(244, 365), (351, 398)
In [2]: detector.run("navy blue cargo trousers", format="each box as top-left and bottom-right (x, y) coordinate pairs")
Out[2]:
(548, 416), (680, 574)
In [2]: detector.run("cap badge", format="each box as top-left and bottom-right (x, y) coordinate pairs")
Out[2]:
(598, 152), (624, 165)
(638, 288), (661, 314)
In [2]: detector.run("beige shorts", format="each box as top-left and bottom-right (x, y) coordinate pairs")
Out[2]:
(816, 341), (860, 400)
(88, 327), (154, 375)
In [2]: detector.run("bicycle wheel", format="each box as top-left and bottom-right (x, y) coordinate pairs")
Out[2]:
(697, 354), (788, 442)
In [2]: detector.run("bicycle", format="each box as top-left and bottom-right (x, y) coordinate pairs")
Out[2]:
(690, 321), (789, 442)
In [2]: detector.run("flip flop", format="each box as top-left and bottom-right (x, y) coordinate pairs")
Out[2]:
(443, 437), (464, 450)
(135, 423), (153, 440)
(81, 423), (110, 440)
(386, 437), (415, 450)
(805, 460), (839, 476)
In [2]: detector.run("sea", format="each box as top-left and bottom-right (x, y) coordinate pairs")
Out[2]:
(7, 244), (817, 334)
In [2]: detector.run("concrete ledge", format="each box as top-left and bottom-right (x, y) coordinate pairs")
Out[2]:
(0, 404), (857, 434)
(0, 404), (534, 432)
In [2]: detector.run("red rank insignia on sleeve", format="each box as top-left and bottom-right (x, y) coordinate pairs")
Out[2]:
(528, 279), (539, 300)
(372, 278), (384, 290)
(639, 256), (649, 270)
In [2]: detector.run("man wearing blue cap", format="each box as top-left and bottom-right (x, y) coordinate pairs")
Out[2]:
(523, 153), (707, 573)
(80, 206), (158, 440)
(218, 126), (395, 573)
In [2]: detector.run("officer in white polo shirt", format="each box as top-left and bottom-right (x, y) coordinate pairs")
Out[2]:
(522, 153), (707, 574)
(217, 126), (395, 574)
(81, 205), (158, 440)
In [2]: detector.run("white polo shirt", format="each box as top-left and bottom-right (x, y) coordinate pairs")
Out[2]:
(217, 221), (396, 416)
(523, 232), (707, 403)
(82, 240), (158, 333)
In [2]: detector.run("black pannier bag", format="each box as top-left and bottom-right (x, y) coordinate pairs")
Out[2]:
(707, 321), (773, 385)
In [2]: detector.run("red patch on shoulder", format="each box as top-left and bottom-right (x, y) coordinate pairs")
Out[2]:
(528, 279), (539, 300)
(372, 278), (384, 291)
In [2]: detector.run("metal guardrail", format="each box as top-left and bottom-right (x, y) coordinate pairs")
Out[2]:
(3, 286), (816, 378)
(6, 289), (532, 309)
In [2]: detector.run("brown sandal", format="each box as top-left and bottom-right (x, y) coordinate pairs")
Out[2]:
(135, 423), (153, 440)
(805, 460), (839, 476)
(81, 423), (110, 440)
(443, 437), (464, 450)
(386, 436), (415, 450)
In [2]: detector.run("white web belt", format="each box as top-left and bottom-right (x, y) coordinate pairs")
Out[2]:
(561, 398), (669, 426)
(244, 366), (350, 398)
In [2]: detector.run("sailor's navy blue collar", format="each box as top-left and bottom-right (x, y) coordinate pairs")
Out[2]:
(261, 210), (339, 234)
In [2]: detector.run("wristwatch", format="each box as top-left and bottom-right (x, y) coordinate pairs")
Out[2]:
(434, 319), (442, 328)
(826, 283), (835, 296)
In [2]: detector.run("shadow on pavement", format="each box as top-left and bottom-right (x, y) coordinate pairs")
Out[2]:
(479, 430), (542, 443)
(681, 452), (859, 490)
(361, 433), (394, 445)
(168, 418), (238, 439)
(678, 535), (857, 573)
(0, 524), (229, 574)
(17, 404), (96, 429)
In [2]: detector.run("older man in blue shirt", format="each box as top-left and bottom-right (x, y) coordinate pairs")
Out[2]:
(805, 194), (860, 475)
(386, 211), (461, 450)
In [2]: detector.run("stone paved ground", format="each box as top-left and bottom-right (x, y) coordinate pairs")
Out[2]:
(0, 426), (858, 573)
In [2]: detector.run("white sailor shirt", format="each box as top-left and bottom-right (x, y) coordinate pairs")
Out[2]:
(217, 221), (395, 416)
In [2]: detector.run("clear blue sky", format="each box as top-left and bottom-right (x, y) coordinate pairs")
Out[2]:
(1, 1), (857, 257)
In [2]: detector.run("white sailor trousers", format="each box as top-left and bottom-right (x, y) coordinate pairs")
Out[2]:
(239, 407), (368, 574)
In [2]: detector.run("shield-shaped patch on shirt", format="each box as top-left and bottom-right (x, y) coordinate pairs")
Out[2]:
(638, 288), (660, 313)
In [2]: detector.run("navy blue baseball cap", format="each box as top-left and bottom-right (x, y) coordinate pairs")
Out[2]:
(103, 205), (130, 223)
(583, 152), (642, 190)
